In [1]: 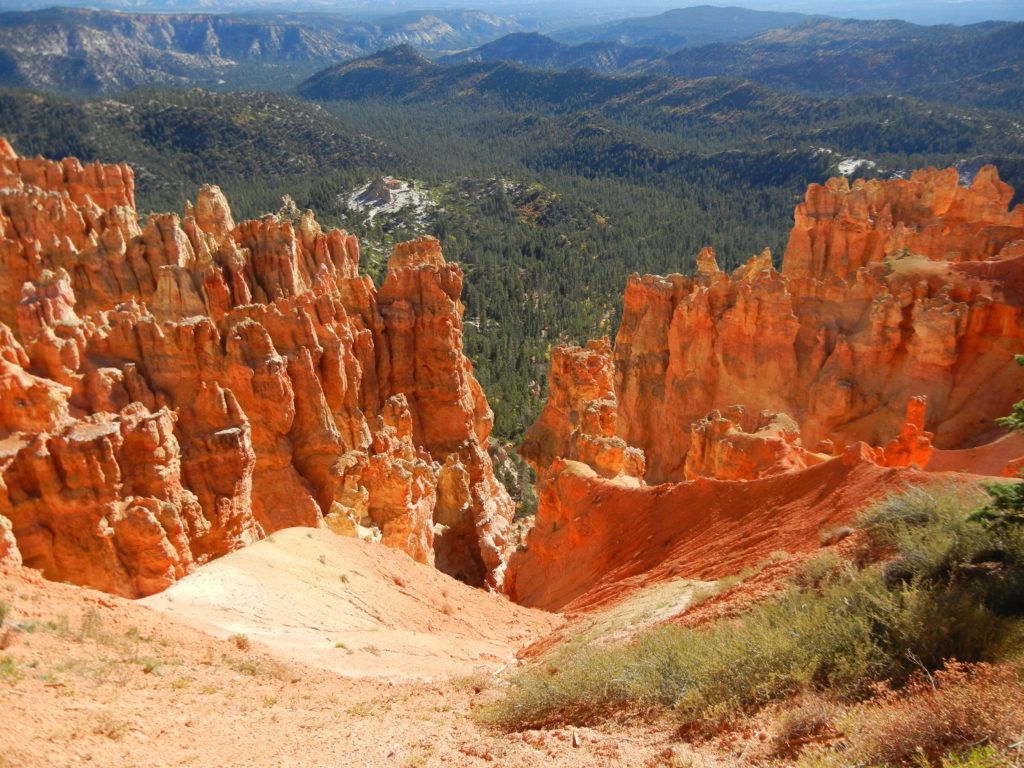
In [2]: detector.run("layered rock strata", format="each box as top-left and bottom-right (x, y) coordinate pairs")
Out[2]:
(510, 167), (1024, 607)
(0, 140), (512, 596)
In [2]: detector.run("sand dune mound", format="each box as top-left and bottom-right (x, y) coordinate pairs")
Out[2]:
(143, 527), (560, 680)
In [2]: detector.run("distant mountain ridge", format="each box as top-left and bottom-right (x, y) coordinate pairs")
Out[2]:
(439, 32), (662, 72)
(297, 46), (684, 109)
(550, 5), (817, 49)
(652, 17), (1024, 109)
(0, 6), (525, 93)
(296, 43), (1024, 150)
(431, 16), (1024, 112)
(6, 4), (1021, 105)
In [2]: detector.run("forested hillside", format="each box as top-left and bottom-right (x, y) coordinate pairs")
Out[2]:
(0, 89), (388, 213)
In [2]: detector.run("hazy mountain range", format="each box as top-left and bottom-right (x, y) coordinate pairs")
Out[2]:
(3, 4), (1022, 97)
(436, 18), (1024, 110)
(550, 5), (815, 48)
(1, 0), (1022, 26)
(0, 6), (525, 91)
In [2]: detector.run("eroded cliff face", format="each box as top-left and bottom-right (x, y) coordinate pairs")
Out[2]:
(0, 139), (512, 596)
(526, 168), (1024, 486)
(509, 167), (1024, 609)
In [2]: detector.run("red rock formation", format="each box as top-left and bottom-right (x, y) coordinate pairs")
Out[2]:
(0, 141), (512, 596)
(879, 396), (934, 468)
(521, 339), (644, 484)
(375, 238), (515, 585)
(784, 167), (1024, 281)
(683, 407), (829, 481)
(606, 166), (1024, 483)
(508, 166), (1024, 607)
(0, 512), (19, 566)
(360, 394), (437, 566)
(0, 323), (72, 434)
(0, 406), (203, 596)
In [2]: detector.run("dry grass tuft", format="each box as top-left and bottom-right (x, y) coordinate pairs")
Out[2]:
(768, 694), (840, 759)
(92, 712), (130, 741)
(450, 672), (493, 694)
(78, 607), (108, 643)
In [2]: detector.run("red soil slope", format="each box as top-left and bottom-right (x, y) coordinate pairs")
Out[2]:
(508, 453), (928, 611)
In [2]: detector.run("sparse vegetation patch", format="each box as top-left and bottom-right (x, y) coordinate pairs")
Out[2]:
(814, 662), (1024, 767)
(485, 484), (1024, 752)
(0, 655), (22, 684)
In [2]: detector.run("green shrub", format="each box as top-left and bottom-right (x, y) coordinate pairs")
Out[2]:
(974, 480), (1024, 528)
(939, 746), (1011, 768)
(795, 550), (853, 591)
(972, 356), (1024, 530)
(488, 576), (888, 730)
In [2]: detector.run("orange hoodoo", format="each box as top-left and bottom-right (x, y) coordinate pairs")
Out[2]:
(0, 142), (513, 596)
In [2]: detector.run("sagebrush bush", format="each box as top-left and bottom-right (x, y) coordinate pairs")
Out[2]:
(794, 550), (853, 591)
(863, 484), (1024, 621)
(859, 485), (990, 580)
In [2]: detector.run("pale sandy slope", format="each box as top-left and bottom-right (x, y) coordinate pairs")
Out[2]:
(0, 529), (759, 768)
(142, 527), (561, 680)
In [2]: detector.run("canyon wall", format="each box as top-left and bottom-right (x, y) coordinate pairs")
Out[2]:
(510, 167), (1024, 609)
(0, 139), (513, 596)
